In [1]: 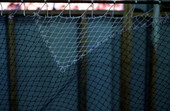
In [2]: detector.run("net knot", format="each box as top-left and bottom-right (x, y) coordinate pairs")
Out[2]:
(60, 67), (66, 73)
(8, 14), (14, 19)
(33, 12), (40, 18)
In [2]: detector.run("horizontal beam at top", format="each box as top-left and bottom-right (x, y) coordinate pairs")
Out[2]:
(1, 0), (170, 4)
(2, 10), (168, 16)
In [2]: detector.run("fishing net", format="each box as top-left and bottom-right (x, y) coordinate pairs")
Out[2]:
(0, 3), (169, 111)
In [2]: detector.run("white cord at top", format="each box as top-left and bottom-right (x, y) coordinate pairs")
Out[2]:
(0, 2), (3, 16)
(91, 0), (94, 17)
(45, 0), (49, 17)
(112, 0), (116, 17)
(36, 0), (48, 15)
(68, 0), (71, 17)
(21, 0), (26, 16)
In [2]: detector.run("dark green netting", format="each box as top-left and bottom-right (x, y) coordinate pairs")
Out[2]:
(0, 14), (169, 111)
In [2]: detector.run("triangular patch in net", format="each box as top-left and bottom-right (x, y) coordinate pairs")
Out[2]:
(37, 15), (123, 72)
(37, 11), (170, 72)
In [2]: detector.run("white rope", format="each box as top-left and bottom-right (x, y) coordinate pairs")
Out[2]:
(8, 1), (23, 19)
(45, 0), (49, 17)
(81, 4), (92, 17)
(0, 2), (3, 16)
(104, 3), (115, 16)
(68, 0), (71, 17)
(131, 2), (136, 18)
(21, 0), (26, 16)
(58, 3), (69, 16)
(91, 0), (94, 17)
(36, 0), (47, 15)
(111, 0), (116, 17)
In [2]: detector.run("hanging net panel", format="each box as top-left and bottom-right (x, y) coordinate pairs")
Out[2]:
(0, 1), (169, 111)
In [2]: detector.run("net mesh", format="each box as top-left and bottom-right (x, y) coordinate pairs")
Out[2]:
(0, 5), (170, 111)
